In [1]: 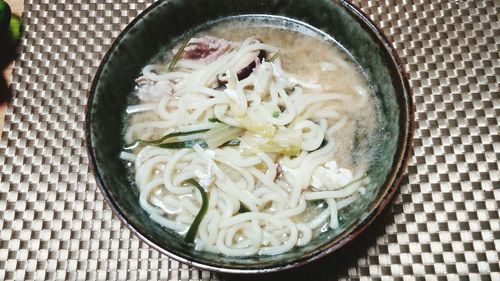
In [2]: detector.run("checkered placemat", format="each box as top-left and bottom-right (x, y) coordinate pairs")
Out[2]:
(0, 0), (498, 280)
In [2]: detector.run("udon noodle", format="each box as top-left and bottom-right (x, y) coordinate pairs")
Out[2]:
(122, 24), (376, 256)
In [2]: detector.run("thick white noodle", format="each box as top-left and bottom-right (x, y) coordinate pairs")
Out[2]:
(125, 36), (370, 256)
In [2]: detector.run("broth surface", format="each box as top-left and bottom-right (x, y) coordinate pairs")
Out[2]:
(122, 17), (380, 256)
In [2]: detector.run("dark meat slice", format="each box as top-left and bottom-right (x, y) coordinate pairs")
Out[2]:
(182, 36), (230, 63)
(217, 46), (266, 85)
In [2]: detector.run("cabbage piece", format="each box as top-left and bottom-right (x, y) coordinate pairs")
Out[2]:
(203, 123), (244, 148)
(240, 128), (302, 156)
(235, 115), (276, 138)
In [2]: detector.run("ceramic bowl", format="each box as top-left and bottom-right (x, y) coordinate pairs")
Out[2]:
(86, 0), (413, 273)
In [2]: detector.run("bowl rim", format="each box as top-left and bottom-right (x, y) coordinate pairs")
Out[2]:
(85, 0), (414, 274)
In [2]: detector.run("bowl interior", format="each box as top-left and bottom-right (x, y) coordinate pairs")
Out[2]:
(87, 0), (411, 272)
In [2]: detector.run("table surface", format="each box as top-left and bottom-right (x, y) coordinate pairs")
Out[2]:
(0, 0), (24, 136)
(0, 1), (498, 280)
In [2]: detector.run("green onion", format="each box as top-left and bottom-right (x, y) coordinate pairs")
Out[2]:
(204, 123), (244, 149)
(267, 49), (281, 62)
(168, 37), (190, 71)
(183, 179), (209, 244)
(272, 111), (280, 118)
(208, 117), (221, 123)
(126, 125), (242, 150)
(157, 139), (208, 149)
(155, 138), (240, 149)
(142, 129), (209, 145)
(124, 129), (209, 150)
(338, 172), (371, 190)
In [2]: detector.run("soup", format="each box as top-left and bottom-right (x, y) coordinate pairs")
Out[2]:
(120, 18), (379, 256)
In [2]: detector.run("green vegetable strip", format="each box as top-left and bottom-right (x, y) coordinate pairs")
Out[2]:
(168, 38), (190, 71)
(157, 139), (207, 149)
(184, 179), (209, 244)
(124, 129), (209, 150)
(125, 123), (243, 150)
(156, 139), (240, 149)
(140, 129), (209, 145)
(338, 172), (371, 190)
(204, 124), (243, 149)
(267, 49), (281, 62)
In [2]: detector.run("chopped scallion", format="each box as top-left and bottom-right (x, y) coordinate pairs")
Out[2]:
(149, 138), (239, 150)
(338, 172), (371, 190)
(168, 38), (190, 71)
(157, 139), (240, 149)
(126, 125), (241, 150)
(204, 123), (243, 148)
(183, 179), (209, 244)
(267, 49), (281, 62)
(157, 139), (207, 149)
(124, 129), (209, 150)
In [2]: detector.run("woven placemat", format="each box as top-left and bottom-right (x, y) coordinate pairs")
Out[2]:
(0, 0), (498, 280)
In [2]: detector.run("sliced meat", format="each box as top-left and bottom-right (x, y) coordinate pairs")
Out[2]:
(217, 48), (266, 85)
(217, 38), (266, 85)
(182, 36), (231, 63)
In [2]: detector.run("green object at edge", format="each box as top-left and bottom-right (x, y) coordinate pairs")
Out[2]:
(9, 14), (21, 41)
(0, 0), (21, 43)
(0, 0), (11, 34)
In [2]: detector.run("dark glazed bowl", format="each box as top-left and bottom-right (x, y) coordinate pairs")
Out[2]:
(86, 0), (413, 274)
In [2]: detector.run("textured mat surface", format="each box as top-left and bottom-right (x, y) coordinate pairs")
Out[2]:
(0, 0), (498, 280)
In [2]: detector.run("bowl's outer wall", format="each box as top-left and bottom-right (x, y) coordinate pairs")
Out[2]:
(87, 0), (412, 272)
